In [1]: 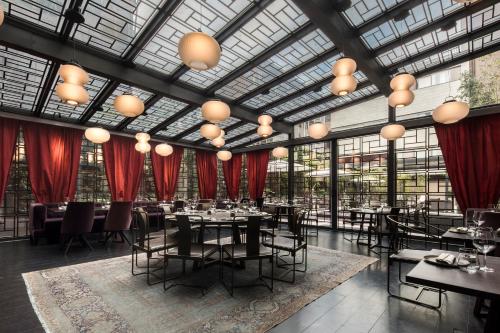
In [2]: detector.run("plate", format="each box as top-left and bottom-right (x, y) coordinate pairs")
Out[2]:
(448, 227), (468, 234)
(423, 254), (466, 268)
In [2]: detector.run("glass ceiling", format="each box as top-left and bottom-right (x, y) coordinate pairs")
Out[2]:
(181, 116), (240, 142)
(88, 84), (153, 128)
(2, 0), (499, 150)
(133, 0), (255, 75)
(126, 97), (188, 132)
(0, 46), (49, 111)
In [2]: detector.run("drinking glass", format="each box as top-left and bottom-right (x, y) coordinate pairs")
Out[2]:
(457, 248), (479, 274)
(473, 227), (496, 272)
(472, 210), (483, 227)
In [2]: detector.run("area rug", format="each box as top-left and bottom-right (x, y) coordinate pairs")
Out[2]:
(23, 246), (377, 333)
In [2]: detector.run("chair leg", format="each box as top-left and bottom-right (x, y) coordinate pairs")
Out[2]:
(80, 234), (93, 251)
(64, 236), (74, 256)
(119, 231), (131, 246)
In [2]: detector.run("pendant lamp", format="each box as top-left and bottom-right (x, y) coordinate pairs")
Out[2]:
(211, 136), (225, 148)
(331, 57), (357, 96)
(432, 98), (470, 124)
(257, 124), (273, 138)
(114, 93), (145, 117)
(308, 123), (329, 140)
(135, 142), (151, 154)
(84, 127), (110, 144)
(201, 100), (230, 123)
(217, 150), (232, 161)
(200, 123), (221, 140)
(272, 146), (288, 158)
(178, 32), (221, 71)
(258, 114), (273, 125)
(380, 124), (405, 140)
(55, 83), (90, 105)
(135, 132), (151, 143)
(155, 143), (173, 157)
(388, 73), (416, 108)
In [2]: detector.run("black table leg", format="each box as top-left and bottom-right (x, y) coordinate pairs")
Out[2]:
(484, 299), (500, 333)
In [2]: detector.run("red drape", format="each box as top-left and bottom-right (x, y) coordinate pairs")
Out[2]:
(103, 136), (145, 201)
(222, 153), (242, 201)
(23, 122), (83, 203)
(247, 150), (270, 200)
(150, 144), (183, 201)
(0, 118), (20, 203)
(195, 150), (217, 199)
(434, 114), (500, 214)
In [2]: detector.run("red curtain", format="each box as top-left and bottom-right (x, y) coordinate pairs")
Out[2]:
(195, 150), (217, 199)
(103, 136), (145, 201)
(0, 118), (20, 203)
(434, 114), (500, 214)
(222, 153), (242, 201)
(23, 122), (83, 203)
(247, 150), (270, 200)
(150, 144), (183, 201)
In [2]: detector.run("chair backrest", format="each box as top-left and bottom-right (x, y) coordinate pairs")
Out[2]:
(104, 201), (133, 231)
(465, 208), (493, 225)
(215, 201), (227, 209)
(173, 200), (185, 212)
(29, 203), (46, 230)
(175, 215), (205, 256)
(255, 197), (264, 209)
(132, 207), (149, 246)
(389, 207), (401, 215)
(61, 202), (95, 235)
(240, 216), (262, 256)
(479, 211), (500, 229)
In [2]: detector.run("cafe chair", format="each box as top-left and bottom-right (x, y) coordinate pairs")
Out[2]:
(29, 203), (63, 245)
(173, 200), (186, 212)
(163, 215), (218, 294)
(386, 215), (443, 309)
(263, 210), (307, 283)
(60, 202), (95, 255)
(221, 216), (274, 296)
(103, 201), (133, 246)
(131, 208), (177, 285)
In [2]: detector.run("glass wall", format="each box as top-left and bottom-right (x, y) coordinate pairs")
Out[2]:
(265, 153), (288, 200)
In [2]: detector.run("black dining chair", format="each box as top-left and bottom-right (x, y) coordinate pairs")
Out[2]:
(163, 215), (218, 294)
(103, 201), (133, 246)
(221, 216), (274, 296)
(60, 202), (95, 255)
(131, 208), (177, 285)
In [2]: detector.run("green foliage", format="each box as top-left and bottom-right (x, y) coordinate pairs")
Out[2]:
(457, 55), (500, 107)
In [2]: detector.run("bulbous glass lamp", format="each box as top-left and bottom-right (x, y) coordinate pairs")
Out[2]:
(135, 142), (151, 154)
(114, 94), (145, 117)
(257, 124), (273, 138)
(380, 124), (405, 140)
(201, 100), (230, 123)
(59, 63), (89, 86)
(432, 99), (470, 124)
(331, 75), (357, 96)
(272, 146), (288, 158)
(84, 127), (110, 144)
(257, 114), (273, 126)
(200, 123), (222, 140)
(155, 143), (173, 157)
(308, 123), (329, 140)
(217, 150), (232, 161)
(55, 82), (90, 105)
(178, 32), (221, 71)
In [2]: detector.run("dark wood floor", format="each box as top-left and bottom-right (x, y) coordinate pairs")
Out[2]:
(0, 230), (484, 333)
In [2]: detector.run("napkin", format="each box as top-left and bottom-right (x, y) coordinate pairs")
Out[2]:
(436, 253), (455, 265)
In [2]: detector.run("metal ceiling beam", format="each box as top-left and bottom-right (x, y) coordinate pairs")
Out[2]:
(387, 23), (499, 72)
(225, 128), (257, 145)
(291, 41), (500, 126)
(373, 0), (496, 57)
(0, 105), (215, 151)
(171, 121), (206, 141)
(276, 81), (372, 121)
(231, 132), (280, 150)
(233, 47), (338, 104)
(205, 22), (317, 95)
(291, 0), (392, 96)
(170, 0), (275, 81)
(148, 105), (198, 135)
(0, 18), (292, 134)
(115, 94), (162, 131)
(192, 120), (244, 144)
(78, 81), (120, 123)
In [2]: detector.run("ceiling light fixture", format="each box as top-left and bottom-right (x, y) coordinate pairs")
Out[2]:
(388, 73), (416, 108)
(55, 82), (89, 105)
(217, 150), (232, 161)
(432, 98), (470, 124)
(257, 124), (273, 138)
(258, 114), (273, 126)
(211, 136), (225, 148)
(155, 143), (173, 157)
(272, 146), (288, 158)
(201, 100), (230, 123)
(331, 57), (357, 96)
(135, 142), (151, 154)
(114, 93), (145, 117)
(308, 122), (329, 140)
(200, 123), (221, 140)
(84, 127), (110, 144)
(135, 132), (150, 143)
(380, 124), (405, 140)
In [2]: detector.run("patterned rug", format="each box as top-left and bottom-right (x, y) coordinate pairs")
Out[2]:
(23, 246), (377, 333)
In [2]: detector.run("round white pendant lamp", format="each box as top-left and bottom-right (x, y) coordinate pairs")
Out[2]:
(59, 63), (89, 86)
(272, 146), (288, 158)
(432, 98), (470, 124)
(201, 100), (230, 123)
(135, 132), (151, 143)
(178, 32), (221, 71)
(155, 143), (173, 157)
(211, 136), (225, 148)
(388, 73), (416, 108)
(200, 123), (221, 140)
(55, 82), (90, 105)
(308, 123), (329, 140)
(331, 75), (357, 96)
(257, 124), (273, 138)
(135, 141), (151, 154)
(258, 114), (273, 126)
(333, 57), (357, 77)
(217, 150), (232, 161)
(114, 94), (145, 117)
(380, 124), (405, 140)
(84, 127), (110, 144)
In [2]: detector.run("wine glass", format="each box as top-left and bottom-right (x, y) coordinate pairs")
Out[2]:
(472, 210), (484, 227)
(473, 227), (496, 272)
